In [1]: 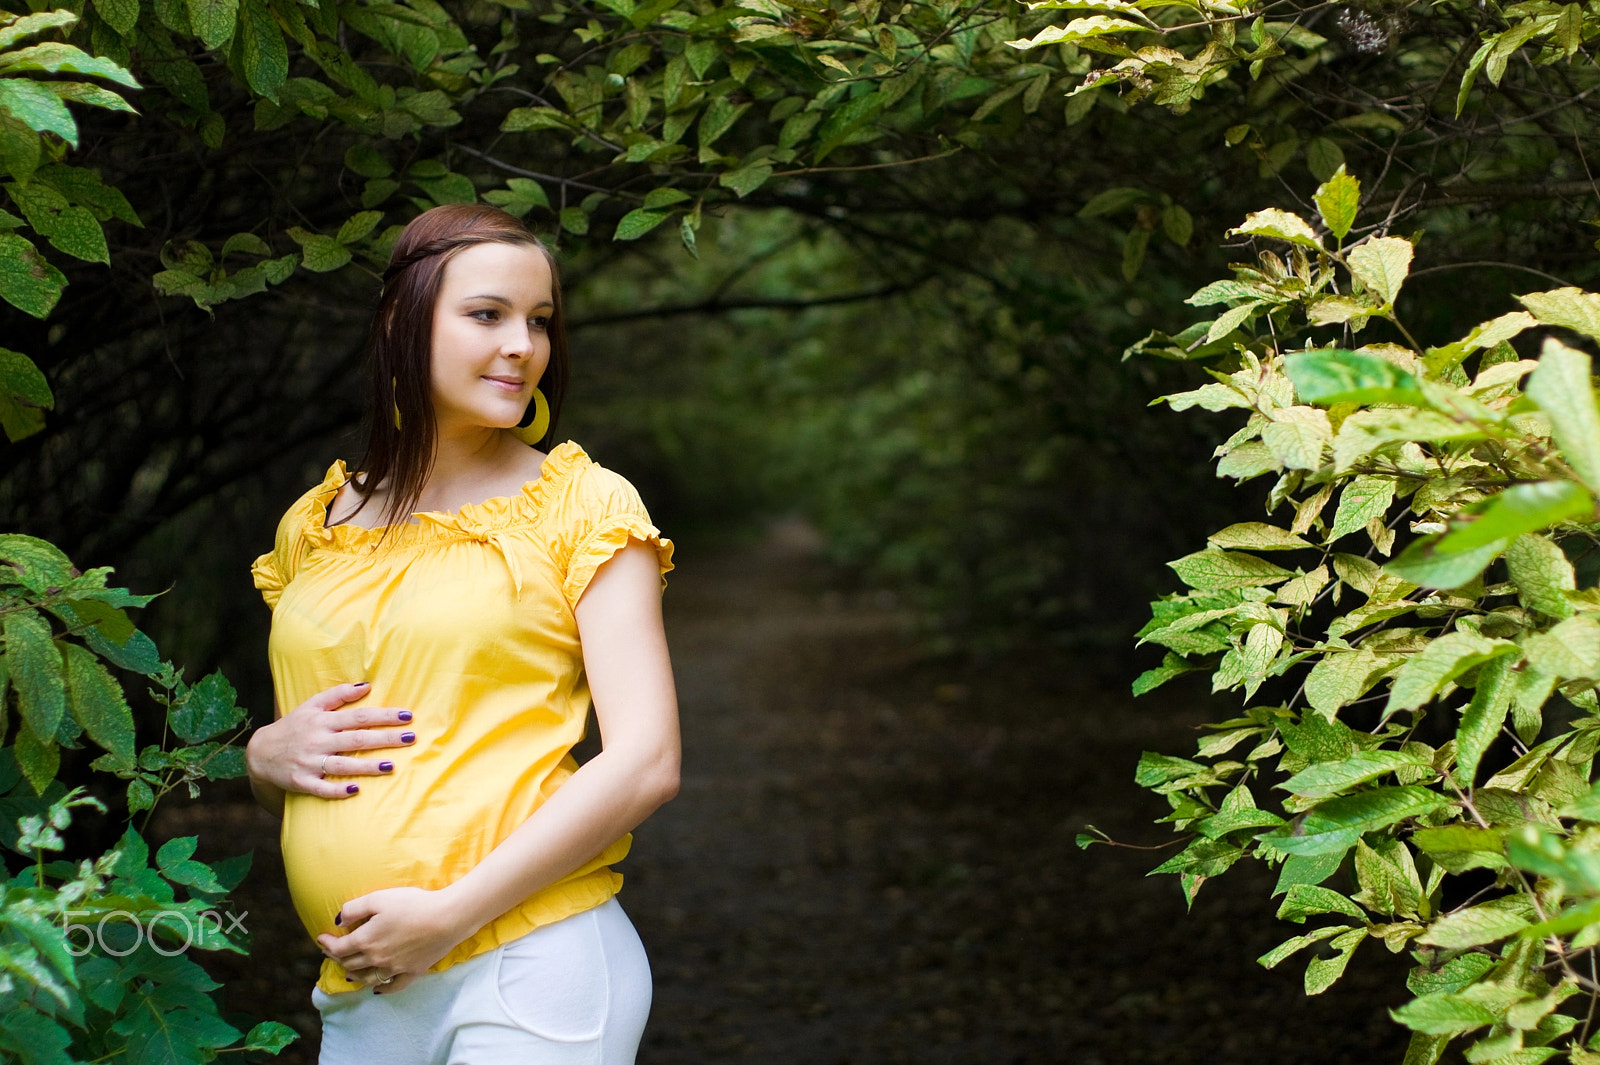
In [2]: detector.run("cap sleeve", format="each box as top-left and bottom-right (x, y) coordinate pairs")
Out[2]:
(251, 468), (337, 609)
(559, 463), (675, 611)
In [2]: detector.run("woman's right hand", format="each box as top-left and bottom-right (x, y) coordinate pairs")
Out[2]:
(245, 682), (416, 800)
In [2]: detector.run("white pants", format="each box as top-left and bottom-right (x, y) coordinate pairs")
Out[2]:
(312, 898), (652, 1065)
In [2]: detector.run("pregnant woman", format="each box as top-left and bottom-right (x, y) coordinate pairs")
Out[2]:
(244, 202), (680, 1064)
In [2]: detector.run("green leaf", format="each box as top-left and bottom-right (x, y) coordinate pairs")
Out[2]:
(1519, 286), (1600, 343)
(1228, 208), (1322, 248)
(5, 609), (64, 741)
(0, 1012), (74, 1065)
(1280, 750), (1432, 799)
(244, 1021), (298, 1052)
(1303, 649), (1379, 721)
(336, 211), (382, 245)
(697, 97), (749, 148)
(1131, 651), (1199, 695)
(1384, 631), (1517, 715)
(500, 106), (571, 133)
(220, 232), (270, 259)
(1305, 137), (1345, 184)
(1456, 655), (1514, 788)
(1080, 186), (1148, 218)
(0, 346), (53, 442)
(1522, 614), (1600, 679)
(1287, 349), (1425, 407)
(559, 206), (589, 236)
(1148, 837), (1245, 877)
(0, 79), (76, 144)
(1418, 894), (1534, 948)
(1433, 481), (1592, 555)
(170, 671), (242, 743)
(286, 227), (350, 272)
(0, 43), (139, 87)
(613, 207), (670, 241)
(92, 0), (139, 38)
(85, 624), (161, 675)
(624, 189), (684, 215)
(1162, 203), (1192, 245)
(1501, 533), (1576, 620)
(1005, 15), (1147, 49)
(238, 0), (287, 101)
(126, 776), (154, 813)
(1275, 851), (1344, 894)
(13, 720), (57, 793)
(40, 205), (107, 264)
(1197, 785), (1285, 837)
(1305, 927), (1366, 995)
(116, 1007), (241, 1063)
(155, 835), (226, 893)
(1168, 549), (1293, 590)
(1346, 237), (1414, 306)
(813, 91), (888, 162)
(1385, 535), (1508, 590)
(1261, 408), (1331, 469)
(1262, 786), (1450, 856)
(0, 12), (79, 50)
(63, 643), (134, 770)
(1328, 475), (1395, 542)
(1277, 883), (1366, 923)
(1526, 338), (1600, 491)
(1407, 952), (1497, 996)
(185, 0), (239, 50)
(719, 163), (773, 199)
(1391, 991), (1497, 1035)
(344, 144), (393, 179)
(0, 233), (66, 317)
(1258, 923), (1353, 968)
(1206, 523), (1312, 551)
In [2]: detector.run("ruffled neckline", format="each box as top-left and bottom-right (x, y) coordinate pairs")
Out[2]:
(303, 439), (588, 551)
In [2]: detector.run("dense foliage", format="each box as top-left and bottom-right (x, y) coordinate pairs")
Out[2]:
(0, 527), (293, 1061)
(1121, 162), (1600, 1062)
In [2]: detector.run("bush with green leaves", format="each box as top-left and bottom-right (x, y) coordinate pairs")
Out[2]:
(0, 529), (297, 1062)
(1116, 164), (1600, 1064)
(2, 26), (292, 1053)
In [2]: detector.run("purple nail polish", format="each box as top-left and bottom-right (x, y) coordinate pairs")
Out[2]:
(335, 911), (342, 925)
(401, 731), (415, 743)
(354, 681), (370, 689)
(398, 710), (413, 722)
(379, 761), (394, 772)
(346, 784), (359, 794)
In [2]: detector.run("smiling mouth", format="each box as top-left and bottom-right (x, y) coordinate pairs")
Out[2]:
(483, 377), (525, 391)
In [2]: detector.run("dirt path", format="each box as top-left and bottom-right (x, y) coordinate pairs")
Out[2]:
(173, 521), (1414, 1064)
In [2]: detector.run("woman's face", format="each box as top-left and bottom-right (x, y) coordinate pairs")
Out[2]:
(428, 240), (554, 435)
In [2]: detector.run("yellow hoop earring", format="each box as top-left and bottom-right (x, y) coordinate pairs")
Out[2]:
(391, 377), (401, 432)
(509, 388), (550, 446)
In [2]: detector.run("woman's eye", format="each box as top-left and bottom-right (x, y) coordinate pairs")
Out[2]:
(530, 316), (549, 330)
(471, 309), (499, 322)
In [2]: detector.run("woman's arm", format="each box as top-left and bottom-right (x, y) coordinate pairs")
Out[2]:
(445, 536), (681, 921)
(318, 537), (680, 989)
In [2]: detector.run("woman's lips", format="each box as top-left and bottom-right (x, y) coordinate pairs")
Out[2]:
(483, 376), (524, 393)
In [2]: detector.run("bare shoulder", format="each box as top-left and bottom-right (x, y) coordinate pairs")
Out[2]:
(325, 471), (382, 529)
(487, 436), (550, 496)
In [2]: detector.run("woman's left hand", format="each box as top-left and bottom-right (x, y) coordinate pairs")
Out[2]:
(315, 886), (469, 994)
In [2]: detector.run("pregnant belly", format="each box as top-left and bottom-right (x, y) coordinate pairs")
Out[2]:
(280, 784), (488, 938)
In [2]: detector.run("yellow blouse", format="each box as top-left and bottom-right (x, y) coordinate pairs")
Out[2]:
(249, 440), (673, 996)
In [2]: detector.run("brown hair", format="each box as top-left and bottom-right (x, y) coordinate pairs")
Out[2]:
(341, 203), (568, 529)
